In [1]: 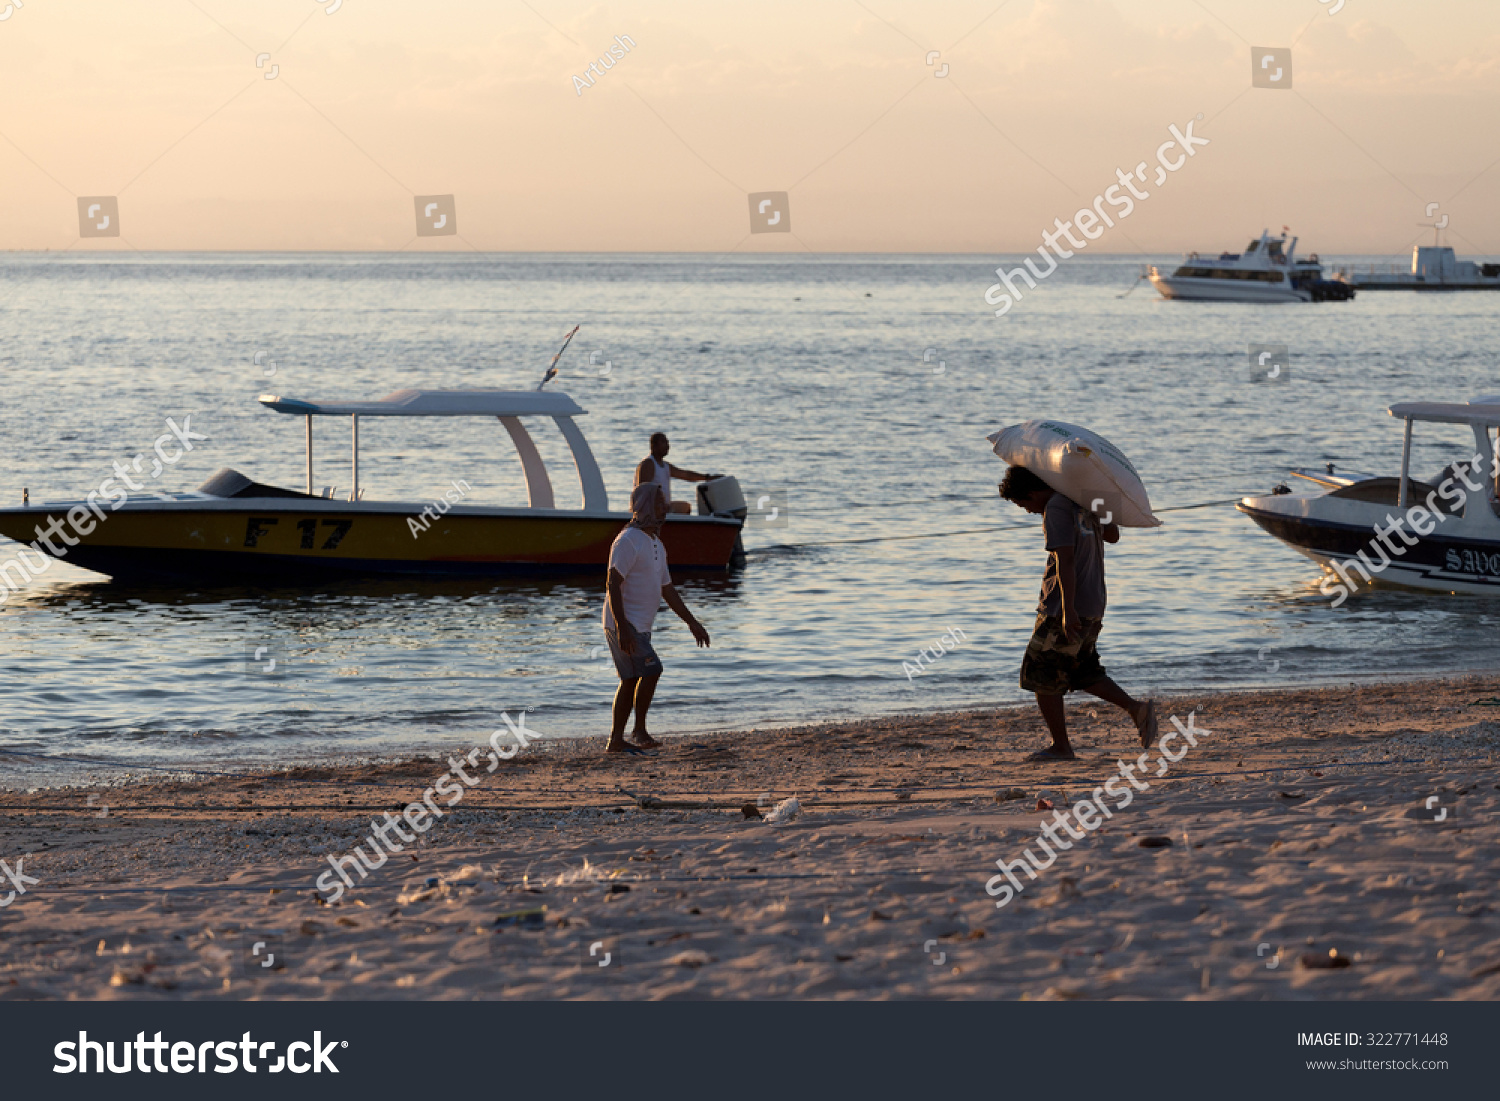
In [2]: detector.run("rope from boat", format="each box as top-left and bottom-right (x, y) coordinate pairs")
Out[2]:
(789, 477), (1243, 516)
(755, 496), (1241, 550)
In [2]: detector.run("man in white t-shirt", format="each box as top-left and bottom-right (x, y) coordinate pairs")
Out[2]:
(603, 484), (711, 754)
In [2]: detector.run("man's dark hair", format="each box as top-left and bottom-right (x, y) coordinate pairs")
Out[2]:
(649, 432), (668, 448)
(998, 464), (1050, 502)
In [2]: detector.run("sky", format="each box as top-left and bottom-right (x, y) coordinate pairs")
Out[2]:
(1, 0), (1497, 255)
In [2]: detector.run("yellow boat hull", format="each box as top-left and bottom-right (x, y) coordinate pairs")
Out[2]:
(0, 501), (743, 581)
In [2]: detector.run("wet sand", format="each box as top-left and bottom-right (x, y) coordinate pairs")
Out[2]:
(1, 675), (1497, 1000)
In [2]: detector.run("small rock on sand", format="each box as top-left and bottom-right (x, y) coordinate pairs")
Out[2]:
(1300, 949), (1352, 969)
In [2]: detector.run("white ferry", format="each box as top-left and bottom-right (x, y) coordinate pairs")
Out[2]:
(1334, 246), (1500, 291)
(1148, 229), (1353, 303)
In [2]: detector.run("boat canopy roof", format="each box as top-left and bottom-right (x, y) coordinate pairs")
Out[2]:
(1388, 400), (1500, 426)
(258, 389), (587, 418)
(258, 387), (608, 512)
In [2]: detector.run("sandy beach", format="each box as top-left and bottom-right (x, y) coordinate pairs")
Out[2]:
(1, 675), (1497, 1001)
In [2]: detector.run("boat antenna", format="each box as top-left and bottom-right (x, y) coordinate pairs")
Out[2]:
(537, 324), (580, 391)
(1417, 208), (1447, 247)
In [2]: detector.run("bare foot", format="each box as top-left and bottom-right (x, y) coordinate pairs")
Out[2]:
(1025, 745), (1077, 762)
(1133, 700), (1158, 748)
(604, 740), (646, 755)
(628, 731), (661, 749)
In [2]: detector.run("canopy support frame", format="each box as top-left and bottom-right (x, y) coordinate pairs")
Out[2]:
(553, 415), (609, 512)
(499, 416), (555, 509)
(1398, 417), (1413, 508)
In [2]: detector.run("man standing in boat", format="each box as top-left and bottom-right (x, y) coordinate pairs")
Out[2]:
(635, 432), (714, 515)
(603, 484), (712, 754)
(998, 465), (1158, 761)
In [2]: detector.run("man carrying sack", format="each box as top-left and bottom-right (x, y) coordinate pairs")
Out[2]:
(998, 464), (1158, 761)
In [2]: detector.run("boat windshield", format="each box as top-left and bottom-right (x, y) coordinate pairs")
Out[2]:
(1267, 240), (1285, 260)
(1244, 240), (1258, 253)
(1406, 420), (1500, 516)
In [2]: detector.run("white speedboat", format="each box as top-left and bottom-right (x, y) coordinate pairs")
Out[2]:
(1238, 396), (1500, 596)
(1148, 229), (1353, 303)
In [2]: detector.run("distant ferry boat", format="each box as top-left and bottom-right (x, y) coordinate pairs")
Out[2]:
(1334, 246), (1500, 291)
(1148, 229), (1354, 303)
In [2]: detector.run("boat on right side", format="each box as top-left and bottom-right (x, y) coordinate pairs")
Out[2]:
(1334, 245), (1500, 291)
(1237, 396), (1500, 597)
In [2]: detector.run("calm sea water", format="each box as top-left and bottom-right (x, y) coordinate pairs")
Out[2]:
(2, 252), (1498, 785)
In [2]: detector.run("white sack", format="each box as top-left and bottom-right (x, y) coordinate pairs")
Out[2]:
(988, 419), (1161, 528)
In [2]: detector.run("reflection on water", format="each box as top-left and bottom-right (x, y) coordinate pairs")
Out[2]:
(17, 570), (746, 612)
(2, 252), (1499, 783)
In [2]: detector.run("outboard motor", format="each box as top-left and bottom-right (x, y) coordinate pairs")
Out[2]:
(697, 475), (748, 569)
(696, 474), (747, 519)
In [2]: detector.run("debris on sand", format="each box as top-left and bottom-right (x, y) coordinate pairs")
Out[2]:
(763, 796), (801, 825)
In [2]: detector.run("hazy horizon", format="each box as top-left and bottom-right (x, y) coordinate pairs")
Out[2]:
(0, 248), (1468, 258)
(2, 0), (1497, 257)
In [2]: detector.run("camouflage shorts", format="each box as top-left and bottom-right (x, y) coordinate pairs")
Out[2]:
(1018, 613), (1106, 696)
